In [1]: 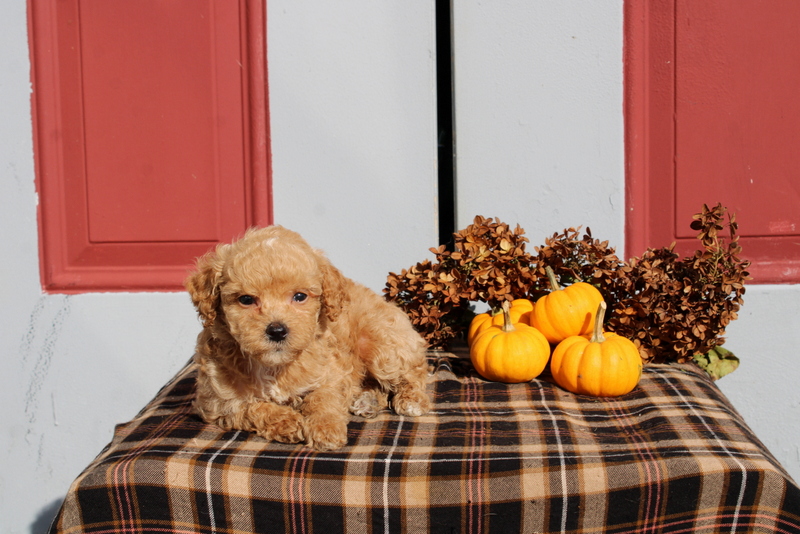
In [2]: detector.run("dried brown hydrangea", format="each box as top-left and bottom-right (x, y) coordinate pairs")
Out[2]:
(383, 259), (469, 349)
(436, 216), (538, 308)
(385, 216), (538, 348)
(385, 205), (750, 367)
(606, 204), (749, 363)
(529, 227), (625, 304)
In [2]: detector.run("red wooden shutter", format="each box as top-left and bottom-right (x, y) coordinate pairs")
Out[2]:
(29, 0), (271, 293)
(625, 0), (800, 283)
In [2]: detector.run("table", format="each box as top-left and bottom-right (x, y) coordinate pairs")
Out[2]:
(50, 351), (800, 533)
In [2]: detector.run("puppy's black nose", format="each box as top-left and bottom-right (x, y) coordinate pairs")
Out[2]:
(266, 322), (289, 342)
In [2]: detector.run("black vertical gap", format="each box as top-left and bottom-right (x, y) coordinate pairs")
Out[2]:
(436, 0), (456, 248)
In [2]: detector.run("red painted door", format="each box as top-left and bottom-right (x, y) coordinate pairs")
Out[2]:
(29, 0), (271, 292)
(626, 0), (800, 283)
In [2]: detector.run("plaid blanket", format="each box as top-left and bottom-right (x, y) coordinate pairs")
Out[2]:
(51, 353), (800, 533)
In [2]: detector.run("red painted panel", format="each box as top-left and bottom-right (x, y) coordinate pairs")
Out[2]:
(674, 1), (800, 240)
(625, 0), (800, 283)
(29, 0), (271, 292)
(80, 0), (242, 243)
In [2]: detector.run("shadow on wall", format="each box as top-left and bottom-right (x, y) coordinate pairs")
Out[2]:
(31, 498), (64, 534)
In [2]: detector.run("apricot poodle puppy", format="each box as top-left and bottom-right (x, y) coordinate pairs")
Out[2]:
(185, 226), (431, 451)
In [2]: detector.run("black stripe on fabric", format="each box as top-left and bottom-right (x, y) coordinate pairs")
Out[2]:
(311, 504), (347, 533)
(606, 486), (644, 526)
(487, 499), (523, 533)
(252, 497), (287, 533)
(79, 487), (116, 526)
(370, 505), (402, 534)
(133, 484), (173, 524)
(664, 474), (703, 517)
(193, 488), (229, 533)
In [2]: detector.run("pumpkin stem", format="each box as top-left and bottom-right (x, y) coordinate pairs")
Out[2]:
(500, 300), (516, 333)
(545, 266), (562, 292)
(590, 301), (607, 343)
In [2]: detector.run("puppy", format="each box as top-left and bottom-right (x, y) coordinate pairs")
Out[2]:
(185, 226), (431, 450)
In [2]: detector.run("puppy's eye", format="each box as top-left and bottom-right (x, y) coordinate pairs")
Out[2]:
(292, 292), (308, 303)
(238, 295), (256, 306)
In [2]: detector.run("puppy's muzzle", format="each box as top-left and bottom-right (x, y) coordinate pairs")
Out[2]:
(266, 322), (289, 342)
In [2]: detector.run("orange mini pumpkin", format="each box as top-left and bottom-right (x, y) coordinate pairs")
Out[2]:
(470, 301), (550, 383)
(467, 298), (534, 345)
(530, 266), (604, 344)
(550, 302), (643, 397)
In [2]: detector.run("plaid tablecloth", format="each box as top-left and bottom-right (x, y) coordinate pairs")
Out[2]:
(51, 352), (800, 533)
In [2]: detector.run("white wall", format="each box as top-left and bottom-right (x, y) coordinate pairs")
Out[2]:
(2, 2), (798, 533)
(268, 2), (439, 290)
(716, 288), (800, 472)
(453, 2), (625, 247)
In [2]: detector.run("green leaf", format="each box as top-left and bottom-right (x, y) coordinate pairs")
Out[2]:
(692, 346), (740, 380)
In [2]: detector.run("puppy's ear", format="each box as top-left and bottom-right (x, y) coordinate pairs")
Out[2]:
(319, 259), (350, 323)
(185, 244), (229, 328)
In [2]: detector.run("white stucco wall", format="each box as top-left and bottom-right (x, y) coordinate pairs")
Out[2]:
(2, 2), (798, 533)
(268, 1), (439, 290)
(453, 2), (625, 247)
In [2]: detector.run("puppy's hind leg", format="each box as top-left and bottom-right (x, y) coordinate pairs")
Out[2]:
(356, 304), (432, 417)
(366, 343), (431, 417)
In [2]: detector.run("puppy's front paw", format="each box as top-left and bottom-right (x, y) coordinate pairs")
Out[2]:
(304, 418), (348, 451)
(391, 387), (431, 417)
(248, 403), (305, 444)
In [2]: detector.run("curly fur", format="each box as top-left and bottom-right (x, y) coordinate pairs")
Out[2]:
(185, 226), (430, 450)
